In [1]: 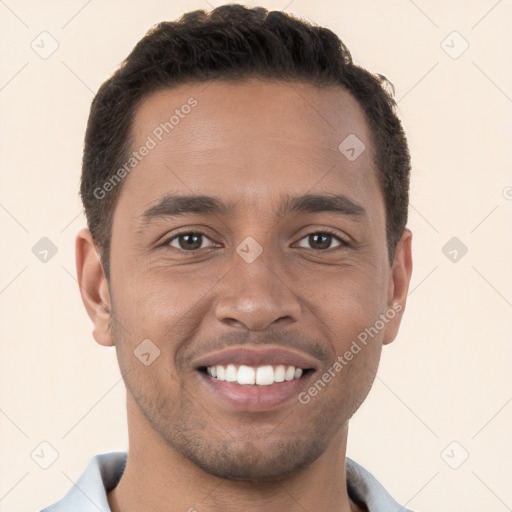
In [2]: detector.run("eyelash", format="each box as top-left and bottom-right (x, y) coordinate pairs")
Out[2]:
(162, 228), (350, 252)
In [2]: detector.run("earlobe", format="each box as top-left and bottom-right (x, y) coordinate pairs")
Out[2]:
(383, 228), (413, 345)
(75, 227), (114, 347)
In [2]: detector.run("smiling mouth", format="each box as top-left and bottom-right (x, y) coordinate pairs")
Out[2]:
(199, 364), (313, 386)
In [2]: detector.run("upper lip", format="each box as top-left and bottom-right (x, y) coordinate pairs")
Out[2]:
(192, 346), (319, 371)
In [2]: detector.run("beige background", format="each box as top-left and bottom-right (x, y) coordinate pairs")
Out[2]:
(1, 1), (511, 511)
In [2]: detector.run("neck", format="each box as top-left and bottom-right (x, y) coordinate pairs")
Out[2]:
(108, 395), (361, 512)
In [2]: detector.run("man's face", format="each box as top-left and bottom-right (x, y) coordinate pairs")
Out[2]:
(105, 79), (408, 480)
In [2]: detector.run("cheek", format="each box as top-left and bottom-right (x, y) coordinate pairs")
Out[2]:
(297, 265), (390, 398)
(301, 263), (389, 336)
(110, 266), (218, 372)
(113, 264), (209, 323)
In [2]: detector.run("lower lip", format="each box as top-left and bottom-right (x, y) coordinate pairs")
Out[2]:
(196, 370), (313, 412)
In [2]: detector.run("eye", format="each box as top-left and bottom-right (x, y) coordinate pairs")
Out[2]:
(162, 229), (349, 253)
(166, 232), (216, 251)
(296, 231), (347, 251)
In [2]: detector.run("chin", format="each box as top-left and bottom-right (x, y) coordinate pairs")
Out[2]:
(174, 436), (325, 482)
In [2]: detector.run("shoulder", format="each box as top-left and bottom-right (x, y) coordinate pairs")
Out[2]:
(346, 457), (419, 512)
(39, 452), (127, 512)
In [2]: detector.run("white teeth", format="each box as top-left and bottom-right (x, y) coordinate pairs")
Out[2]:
(206, 364), (305, 385)
(216, 365), (225, 381)
(285, 366), (296, 381)
(256, 365), (274, 386)
(274, 365), (286, 382)
(237, 365), (256, 385)
(225, 364), (237, 382)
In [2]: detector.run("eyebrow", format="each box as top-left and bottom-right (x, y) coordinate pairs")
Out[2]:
(138, 193), (366, 228)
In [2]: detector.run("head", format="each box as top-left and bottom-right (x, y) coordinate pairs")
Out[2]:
(77, 5), (412, 481)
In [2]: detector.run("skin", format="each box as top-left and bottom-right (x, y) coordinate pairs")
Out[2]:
(76, 79), (413, 512)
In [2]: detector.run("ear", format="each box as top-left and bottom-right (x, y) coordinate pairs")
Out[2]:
(382, 228), (413, 345)
(75, 227), (114, 347)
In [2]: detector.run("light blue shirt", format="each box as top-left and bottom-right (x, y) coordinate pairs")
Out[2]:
(40, 452), (415, 511)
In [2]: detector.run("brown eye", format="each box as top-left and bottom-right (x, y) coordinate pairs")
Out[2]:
(167, 232), (213, 251)
(297, 232), (344, 251)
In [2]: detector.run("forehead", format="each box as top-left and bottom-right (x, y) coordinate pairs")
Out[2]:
(116, 79), (382, 224)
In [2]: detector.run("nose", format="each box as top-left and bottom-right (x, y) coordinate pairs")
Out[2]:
(214, 250), (302, 332)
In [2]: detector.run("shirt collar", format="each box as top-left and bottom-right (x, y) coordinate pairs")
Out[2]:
(41, 452), (414, 512)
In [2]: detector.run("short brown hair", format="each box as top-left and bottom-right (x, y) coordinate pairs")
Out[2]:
(80, 4), (411, 279)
